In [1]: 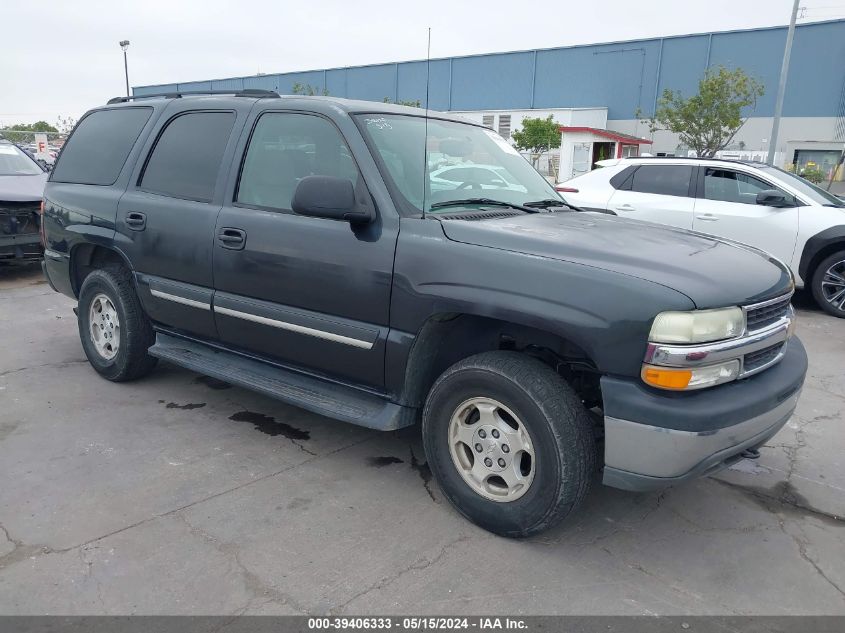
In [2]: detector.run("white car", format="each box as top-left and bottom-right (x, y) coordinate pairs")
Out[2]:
(557, 157), (845, 317)
(431, 163), (527, 194)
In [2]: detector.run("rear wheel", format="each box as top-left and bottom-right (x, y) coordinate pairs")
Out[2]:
(422, 351), (596, 537)
(811, 250), (845, 318)
(78, 265), (157, 381)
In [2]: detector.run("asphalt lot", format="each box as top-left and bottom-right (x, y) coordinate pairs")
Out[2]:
(0, 262), (843, 615)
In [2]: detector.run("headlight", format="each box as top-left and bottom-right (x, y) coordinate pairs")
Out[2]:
(642, 360), (741, 391)
(649, 307), (745, 344)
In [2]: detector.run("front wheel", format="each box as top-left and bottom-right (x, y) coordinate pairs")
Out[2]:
(811, 250), (845, 318)
(77, 265), (157, 381)
(422, 351), (596, 537)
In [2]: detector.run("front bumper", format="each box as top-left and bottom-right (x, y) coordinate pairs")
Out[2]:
(601, 337), (808, 492)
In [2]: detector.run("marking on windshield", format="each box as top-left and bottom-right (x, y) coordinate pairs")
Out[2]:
(364, 118), (392, 130)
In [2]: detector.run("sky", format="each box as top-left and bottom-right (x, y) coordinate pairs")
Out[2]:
(2, 0), (844, 126)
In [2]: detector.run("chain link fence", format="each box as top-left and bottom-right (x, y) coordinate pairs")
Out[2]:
(0, 129), (66, 167)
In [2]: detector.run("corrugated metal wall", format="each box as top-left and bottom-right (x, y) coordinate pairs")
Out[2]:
(133, 19), (845, 119)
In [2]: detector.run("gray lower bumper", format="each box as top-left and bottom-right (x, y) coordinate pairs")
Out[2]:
(602, 387), (800, 492)
(0, 232), (41, 258)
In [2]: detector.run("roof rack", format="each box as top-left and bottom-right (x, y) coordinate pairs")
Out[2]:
(106, 89), (280, 105)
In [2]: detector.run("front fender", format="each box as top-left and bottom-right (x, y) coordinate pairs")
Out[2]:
(389, 218), (694, 382)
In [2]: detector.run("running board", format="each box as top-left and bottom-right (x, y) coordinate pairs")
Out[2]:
(148, 333), (417, 431)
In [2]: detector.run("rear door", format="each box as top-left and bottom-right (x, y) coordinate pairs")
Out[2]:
(116, 103), (246, 339)
(556, 166), (625, 213)
(606, 164), (695, 229)
(692, 167), (799, 264)
(211, 109), (398, 389)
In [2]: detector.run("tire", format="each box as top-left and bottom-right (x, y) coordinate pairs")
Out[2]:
(422, 351), (596, 538)
(77, 264), (157, 381)
(810, 250), (845, 318)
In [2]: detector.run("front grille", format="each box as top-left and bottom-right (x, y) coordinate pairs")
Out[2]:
(744, 342), (785, 373)
(746, 295), (791, 331)
(0, 202), (41, 236)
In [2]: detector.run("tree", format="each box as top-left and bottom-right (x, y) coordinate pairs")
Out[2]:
(383, 97), (422, 108)
(291, 82), (329, 96)
(639, 66), (764, 158)
(0, 121), (59, 143)
(511, 115), (560, 166)
(55, 115), (77, 135)
(800, 166), (825, 184)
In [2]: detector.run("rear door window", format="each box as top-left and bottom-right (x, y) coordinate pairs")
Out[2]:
(50, 108), (152, 185)
(629, 165), (693, 197)
(140, 111), (235, 202)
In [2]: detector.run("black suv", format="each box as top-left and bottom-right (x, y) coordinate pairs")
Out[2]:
(42, 91), (807, 537)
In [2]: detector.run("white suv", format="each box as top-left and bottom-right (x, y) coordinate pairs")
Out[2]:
(557, 157), (845, 317)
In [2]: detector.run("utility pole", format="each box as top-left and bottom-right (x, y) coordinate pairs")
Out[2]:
(767, 0), (800, 166)
(119, 40), (131, 98)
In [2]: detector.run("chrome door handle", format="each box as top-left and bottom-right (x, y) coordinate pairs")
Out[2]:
(696, 214), (718, 222)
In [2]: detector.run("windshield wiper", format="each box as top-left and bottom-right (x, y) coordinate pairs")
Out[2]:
(523, 199), (582, 212)
(428, 198), (543, 214)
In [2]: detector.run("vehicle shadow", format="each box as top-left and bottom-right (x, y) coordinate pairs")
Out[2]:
(0, 260), (45, 289)
(792, 288), (820, 313)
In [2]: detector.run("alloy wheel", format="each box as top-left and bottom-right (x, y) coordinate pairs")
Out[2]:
(821, 259), (845, 313)
(447, 397), (535, 502)
(88, 293), (121, 360)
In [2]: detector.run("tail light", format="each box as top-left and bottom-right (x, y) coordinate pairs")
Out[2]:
(555, 186), (579, 193)
(39, 199), (46, 247)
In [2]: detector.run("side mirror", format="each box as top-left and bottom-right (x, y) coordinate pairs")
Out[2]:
(291, 175), (374, 224)
(756, 189), (791, 208)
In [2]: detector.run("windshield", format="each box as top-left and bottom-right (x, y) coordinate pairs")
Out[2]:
(0, 143), (44, 176)
(759, 165), (845, 208)
(355, 114), (559, 213)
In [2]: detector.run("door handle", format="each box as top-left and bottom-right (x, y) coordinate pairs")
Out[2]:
(125, 211), (146, 231)
(696, 213), (719, 222)
(217, 227), (246, 250)
(615, 204), (634, 211)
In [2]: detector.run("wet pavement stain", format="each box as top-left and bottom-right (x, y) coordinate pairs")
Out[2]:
(714, 478), (843, 528)
(228, 410), (310, 440)
(409, 446), (437, 503)
(194, 375), (232, 390)
(367, 456), (404, 468)
(165, 402), (207, 410)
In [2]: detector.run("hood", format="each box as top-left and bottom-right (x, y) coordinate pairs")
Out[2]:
(0, 173), (48, 202)
(438, 211), (793, 309)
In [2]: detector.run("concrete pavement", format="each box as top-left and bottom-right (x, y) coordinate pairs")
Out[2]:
(1, 263), (843, 615)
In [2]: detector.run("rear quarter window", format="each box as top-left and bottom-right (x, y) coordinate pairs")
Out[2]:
(51, 108), (153, 185)
(609, 165), (637, 190)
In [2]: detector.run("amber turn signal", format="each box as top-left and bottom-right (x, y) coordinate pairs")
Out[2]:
(641, 365), (693, 390)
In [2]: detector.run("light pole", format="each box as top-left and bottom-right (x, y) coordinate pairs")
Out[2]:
(766, 0), (800, 166)
(119, 40), (130, 98)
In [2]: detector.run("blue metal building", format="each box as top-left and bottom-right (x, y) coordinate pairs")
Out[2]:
(135, 19), (845, 172)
